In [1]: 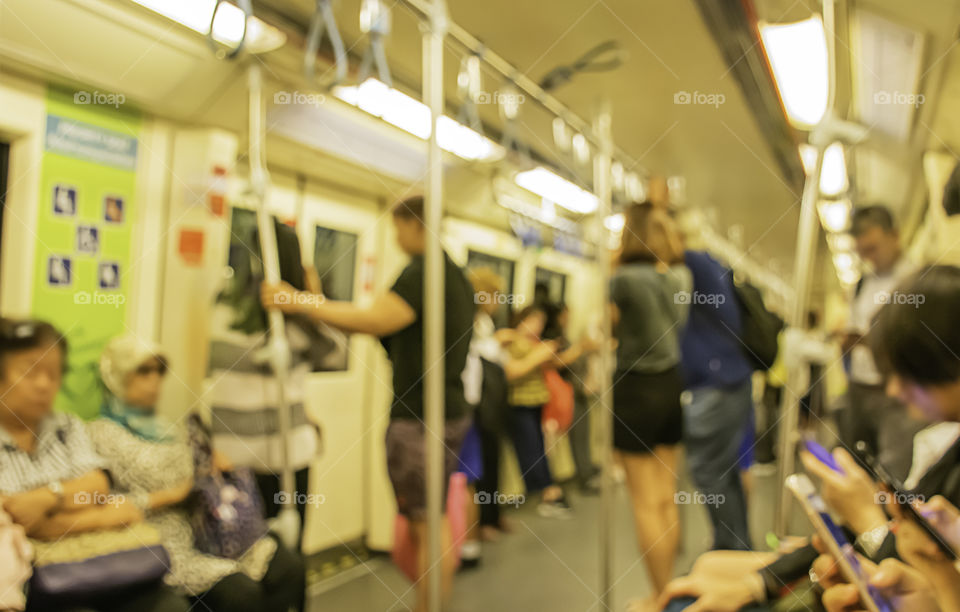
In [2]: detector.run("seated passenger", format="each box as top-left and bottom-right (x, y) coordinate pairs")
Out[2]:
(89, 335), (305, 612)
(658, 266), (960, 612)
(0, 318), (190, 612)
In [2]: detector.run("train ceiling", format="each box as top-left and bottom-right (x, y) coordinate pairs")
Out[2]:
(1, 0), (958, 285)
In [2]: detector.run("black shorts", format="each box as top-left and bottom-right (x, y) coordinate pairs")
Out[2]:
(612, 367), (683, 453)
(385, 416), (470, 520)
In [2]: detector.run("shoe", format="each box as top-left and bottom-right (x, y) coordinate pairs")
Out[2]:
(537, 496), (573, 519)
(458, 540), (482, 571)
(458, 556), (481, 571)
(480, 525), (501, 542)
(579, 481), (601, 496)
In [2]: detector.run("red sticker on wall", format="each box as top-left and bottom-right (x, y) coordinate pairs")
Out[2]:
(178, 229), (204, 266)
(209, 194), (226, 217)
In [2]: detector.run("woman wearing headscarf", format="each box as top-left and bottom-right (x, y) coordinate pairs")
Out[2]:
(89, 335), (305, 612)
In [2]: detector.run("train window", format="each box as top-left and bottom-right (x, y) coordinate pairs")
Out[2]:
(535, 266), (567, 305)
(313, 225), (358, 302)
(466, 249), (516, 328)
(226, 207), (258, 272)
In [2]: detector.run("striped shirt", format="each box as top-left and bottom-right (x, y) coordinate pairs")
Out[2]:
(507, 337), (551, 407)
(204, 303), (319, 472)
(0, 412), (108, 495)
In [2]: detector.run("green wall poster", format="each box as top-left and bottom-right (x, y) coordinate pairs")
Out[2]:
(32, 87), (140, 420)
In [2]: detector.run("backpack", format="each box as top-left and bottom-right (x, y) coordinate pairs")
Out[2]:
(730, 281), (784, 371)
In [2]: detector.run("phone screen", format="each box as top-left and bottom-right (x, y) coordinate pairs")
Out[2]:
(855, 442), (959, 561)
(804, 438), (845, 474)
(787, 474), (894, 612)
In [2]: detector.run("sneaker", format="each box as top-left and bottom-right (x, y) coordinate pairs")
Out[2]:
(579, 481), (601, 496)
(537, 496), (573, 519)
(458, 540), (482, 571)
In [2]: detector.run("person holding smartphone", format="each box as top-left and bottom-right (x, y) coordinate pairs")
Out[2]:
(658, 265), (960, 612)
(890, 497), (960, 611)
(840, 206), (924, 481)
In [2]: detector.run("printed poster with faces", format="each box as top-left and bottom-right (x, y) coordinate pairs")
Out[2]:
(33, 87), (140, 420)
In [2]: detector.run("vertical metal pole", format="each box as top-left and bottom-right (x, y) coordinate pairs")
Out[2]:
(249, 63), (300, 549)
(248, 62), (296, 548)
(774, 145), (823, 535)
(422, 2), (447, 610)
(594, 101), (615, 610)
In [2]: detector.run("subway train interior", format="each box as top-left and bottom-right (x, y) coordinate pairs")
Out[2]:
(2, 0), (960, 611)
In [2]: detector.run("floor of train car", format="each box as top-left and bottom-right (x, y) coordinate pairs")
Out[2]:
(305, 460), (812, 612)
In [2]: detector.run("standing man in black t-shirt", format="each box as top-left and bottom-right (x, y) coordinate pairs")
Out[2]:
(261, 196), (474, 612)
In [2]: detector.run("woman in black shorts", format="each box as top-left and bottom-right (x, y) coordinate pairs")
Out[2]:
(609, 202), (690, 608)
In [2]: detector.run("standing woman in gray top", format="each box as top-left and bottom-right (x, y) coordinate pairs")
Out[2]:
(610, 202), (691, 610)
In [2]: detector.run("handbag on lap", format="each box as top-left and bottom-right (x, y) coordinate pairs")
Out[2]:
(186, 412), (268, 559)
(190, 467), (268, 559)
(29, 523), (170, 601)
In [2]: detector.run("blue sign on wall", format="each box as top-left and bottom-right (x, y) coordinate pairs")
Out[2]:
(45, 115), (138, 171)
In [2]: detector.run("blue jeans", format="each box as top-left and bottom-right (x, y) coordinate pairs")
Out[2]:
(683, 378), (753, 550)
(509, 405), (553, 493)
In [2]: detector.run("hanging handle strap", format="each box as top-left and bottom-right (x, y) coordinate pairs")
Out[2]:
(358, 0), (393, 87)
(208, 0), (253, 59)
(304, 0), (347, 87)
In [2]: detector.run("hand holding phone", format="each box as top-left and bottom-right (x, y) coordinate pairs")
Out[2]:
(786, 474), (894, 612)
(821, 558), (942, 612)
(804, 438), (845, 474)
(855, 442), (959, 561)
(801, 445), (888, 535)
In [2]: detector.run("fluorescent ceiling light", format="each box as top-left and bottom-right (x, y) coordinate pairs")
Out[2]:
(833, 252), (855, 271)
(130, 0), (286, 53)
(604, 213), (625, 232)
(853, 10), (924, 142)
(333, 79), (504, 162)
(540, 199), (557, 224)
(838, 267), (861, 286)
(760, 16), (829, 127)
(819, 142), (848, 196)
(625, 173), (646, 202)
(515, 167), (599, 214)
(817, 199), (851, 233)
(826, 232), (855, 252)
(799, 144), (819, 175)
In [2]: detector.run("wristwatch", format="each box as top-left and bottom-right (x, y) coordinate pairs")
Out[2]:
(46, 480), (65, 514)
(855, 523), (890, 558)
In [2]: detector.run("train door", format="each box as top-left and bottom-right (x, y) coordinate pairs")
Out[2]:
(293, 178), (382, 555)
(466, 248), (517, 328)
(534, 266), (568, 305)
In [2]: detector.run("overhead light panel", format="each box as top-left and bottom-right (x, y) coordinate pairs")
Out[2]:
(604, 213), (625, 232)
(799, 144), (819, 175)
(334, 79), (504, 162)
(760, 16), (829, 127)
(515, 167), (599, 214)
(826, 232), (855, 252)
(819, 142), (848, 196)
(817, 199), (852, 233)
(838, 267), (861, 286)
(853, 10), (924, 142)
(129, 0), (286, 53)
(833, 252), (855, 271)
